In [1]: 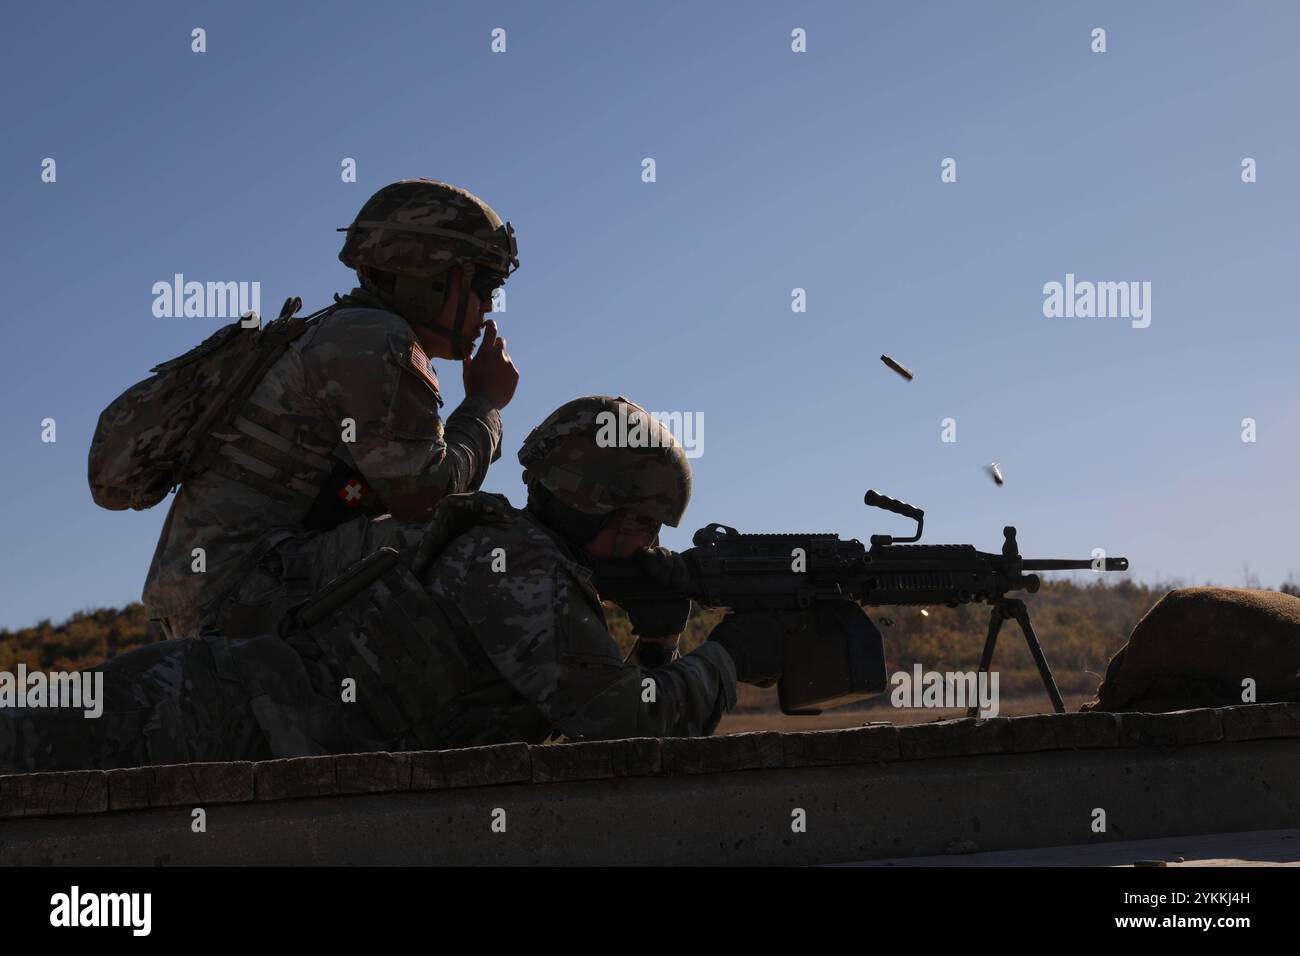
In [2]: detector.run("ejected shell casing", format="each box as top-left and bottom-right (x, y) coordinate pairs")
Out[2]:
(880, 354), (913, 380)
(987, 462), (1004, 486)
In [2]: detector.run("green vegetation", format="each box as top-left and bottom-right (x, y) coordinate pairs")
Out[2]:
(0, 604), (156, 673)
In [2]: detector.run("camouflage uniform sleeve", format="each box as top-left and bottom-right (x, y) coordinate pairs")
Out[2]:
(305, 310), (502, 519)
(449, 533), (736, 740)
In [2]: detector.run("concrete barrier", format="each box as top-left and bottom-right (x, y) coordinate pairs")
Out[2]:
(1, 704), (1298, 865)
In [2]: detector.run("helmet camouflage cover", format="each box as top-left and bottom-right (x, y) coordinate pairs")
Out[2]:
(518, 396), (692, 527)
(337, 178), (519, 280)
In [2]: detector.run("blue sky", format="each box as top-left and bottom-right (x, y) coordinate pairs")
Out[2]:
(2, 1), (1297, 628)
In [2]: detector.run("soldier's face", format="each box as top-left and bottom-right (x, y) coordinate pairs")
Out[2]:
(416, 264), (496, 360)
(585, 513), (662, 559)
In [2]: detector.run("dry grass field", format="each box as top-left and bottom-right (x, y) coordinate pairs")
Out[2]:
(716, 691), (1098, 734)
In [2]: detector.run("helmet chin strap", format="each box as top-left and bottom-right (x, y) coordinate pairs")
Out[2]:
(388, 267), (478, 359)
(415, 288), (475, 359)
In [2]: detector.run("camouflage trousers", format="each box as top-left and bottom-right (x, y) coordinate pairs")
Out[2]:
(2, 525), (540, 774)
(0, 632), (390, 774)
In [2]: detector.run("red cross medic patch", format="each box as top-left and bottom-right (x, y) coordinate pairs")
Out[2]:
(338, 478), (367, 507)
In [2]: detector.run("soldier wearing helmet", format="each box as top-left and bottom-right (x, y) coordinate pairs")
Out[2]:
(4, 397), (776, 771)
(142, 179), (520, 642)
(284, 394), (750, 748)
(338, 178), (520, 365)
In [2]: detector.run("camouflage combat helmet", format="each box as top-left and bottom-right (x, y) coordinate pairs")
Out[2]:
(518, 396), (692, 527)
(337, 179), (519, 357)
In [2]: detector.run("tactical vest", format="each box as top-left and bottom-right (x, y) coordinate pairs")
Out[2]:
(196, 287), (452, 531)
(189, 296), (393, 529)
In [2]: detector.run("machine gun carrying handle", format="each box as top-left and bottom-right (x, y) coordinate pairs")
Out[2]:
(864, 490), (923, 521)
(865, 490), (925, 546)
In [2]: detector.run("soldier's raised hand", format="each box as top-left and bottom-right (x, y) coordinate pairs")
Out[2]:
(463, 319), (519, 410)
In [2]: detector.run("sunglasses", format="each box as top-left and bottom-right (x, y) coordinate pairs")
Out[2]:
(426, 267), (505, 303)
(470, 269), (506, 301)
(609, 512), (661, 535)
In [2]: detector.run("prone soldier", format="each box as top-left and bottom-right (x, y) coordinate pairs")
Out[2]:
(4, 397), (801, 771)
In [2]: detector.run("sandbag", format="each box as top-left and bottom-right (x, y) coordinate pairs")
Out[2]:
(1082, 586), (1300, 713)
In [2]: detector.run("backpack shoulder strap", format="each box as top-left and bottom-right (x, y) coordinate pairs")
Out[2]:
(177, 299), (338, 482)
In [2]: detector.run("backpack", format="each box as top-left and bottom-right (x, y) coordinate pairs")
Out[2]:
(88, 297), (325, 511)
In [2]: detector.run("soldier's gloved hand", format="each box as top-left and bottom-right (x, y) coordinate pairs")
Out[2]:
(634, 546), (699, 594)
(707, 611), (805, 686)
(622, 596), (692, 640)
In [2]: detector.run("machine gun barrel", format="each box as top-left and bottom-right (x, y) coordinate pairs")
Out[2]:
(1021, 557), (1128, 572)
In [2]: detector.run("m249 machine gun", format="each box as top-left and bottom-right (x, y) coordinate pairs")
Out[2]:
(595, 490), (1129, 716)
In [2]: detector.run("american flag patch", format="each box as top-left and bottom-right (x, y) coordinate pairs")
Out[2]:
(408, 339), (441, 395)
